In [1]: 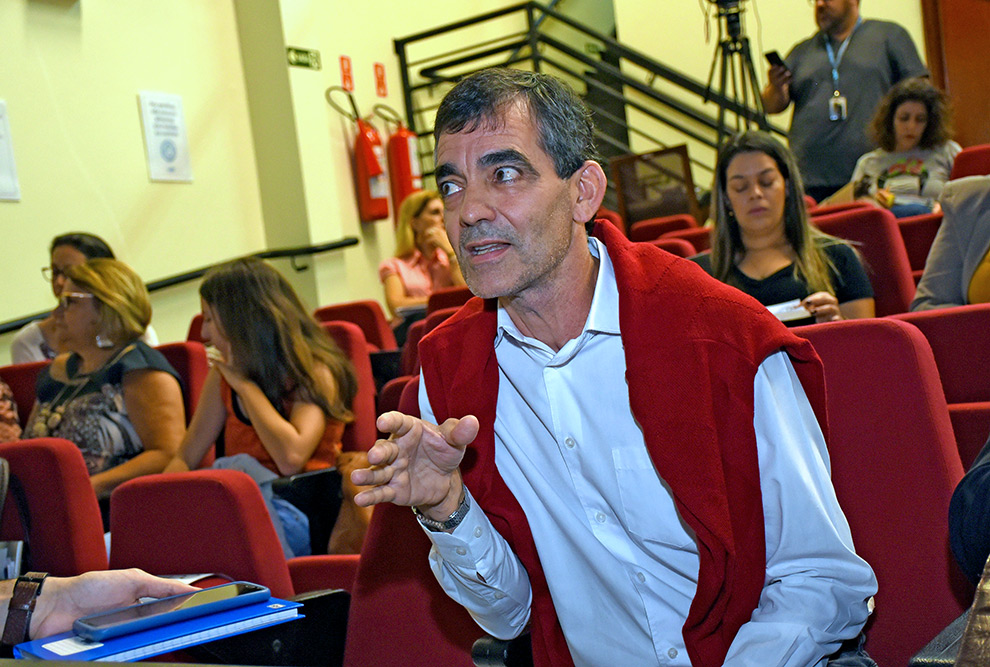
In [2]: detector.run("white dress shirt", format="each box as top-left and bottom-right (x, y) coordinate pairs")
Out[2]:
(420, 238), (876, 666)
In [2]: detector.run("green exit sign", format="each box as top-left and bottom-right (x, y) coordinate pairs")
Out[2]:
(286, 47), (321, 70)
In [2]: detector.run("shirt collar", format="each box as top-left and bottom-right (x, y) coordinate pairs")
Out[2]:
(495, 236), (620, 349)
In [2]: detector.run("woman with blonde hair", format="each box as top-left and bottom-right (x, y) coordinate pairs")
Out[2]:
(378, 190), (465, 323)
(693, 131), (875, 325)
(23, 259), (185, 498)
(166, 258), (367, 556)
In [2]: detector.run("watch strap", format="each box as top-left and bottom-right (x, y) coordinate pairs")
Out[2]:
(413, 493), (470, 532)
(1, 572), (48, 653)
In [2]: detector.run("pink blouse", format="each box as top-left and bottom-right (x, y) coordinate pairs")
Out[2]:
(378, 249), (456, 297)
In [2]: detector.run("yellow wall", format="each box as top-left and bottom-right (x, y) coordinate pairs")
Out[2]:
(0, 0), (927, 365)
(0, 0), (265, 362)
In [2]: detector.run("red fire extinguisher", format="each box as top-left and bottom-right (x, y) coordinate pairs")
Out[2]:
(374, 104), (423, 224)
(326, 86), (389, 223)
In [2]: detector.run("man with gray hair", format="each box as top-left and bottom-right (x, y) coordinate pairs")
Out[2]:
(354, 68), (876, 666)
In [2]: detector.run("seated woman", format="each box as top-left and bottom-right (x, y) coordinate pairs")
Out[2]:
(692, 131), (875, 326)
(850, 78), (961, 218)
(12, 233), (158, 364)
(0, 378), (21, 443)
(165, 258), (369, 557)
(911, 175), (990, 311)
(23, 259), (185, 500)
(379, 190), (465, 341)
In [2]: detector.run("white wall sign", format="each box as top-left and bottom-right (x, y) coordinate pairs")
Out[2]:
(138, 91), (193, 182)
(0, 101), (21, 201)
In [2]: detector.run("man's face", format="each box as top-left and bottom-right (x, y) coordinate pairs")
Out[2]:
(814, 0), (857, 36)
(435, 102), (584, 302)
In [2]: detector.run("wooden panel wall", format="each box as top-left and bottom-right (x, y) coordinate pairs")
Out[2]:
(922, 0), (990, 147)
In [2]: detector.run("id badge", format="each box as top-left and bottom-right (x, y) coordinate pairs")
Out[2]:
(829, 94), (848, 122)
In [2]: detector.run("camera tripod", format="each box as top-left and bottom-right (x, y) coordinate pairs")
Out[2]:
(704, 0), (769, 147)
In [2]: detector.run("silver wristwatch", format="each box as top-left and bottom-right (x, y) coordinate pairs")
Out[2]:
(413, 493), (470, 532)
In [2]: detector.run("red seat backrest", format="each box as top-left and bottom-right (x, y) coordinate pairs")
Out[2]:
(343, 376), (480, 666)
(891, 304), (990, 467)
(155, 341), (209, 426)
(896, 211), (943, 280)
(950, 143), (990, 180)
(650, 238), (698, 258)
(320, 321), (377, 453)
(628, 214), (696, 243)
(794, 318), (970, 665)
(110, 469), (295, 599)
(0, 360), (49, 428)
(314, 300), (397, 352)
(812, 206), (916, 316)
(0, 438), (107, 575)
(427, 286), (473, 314)
(595, 207), (625, 235)
(187, 313), (204, 343)
(659, 226), (712, 253)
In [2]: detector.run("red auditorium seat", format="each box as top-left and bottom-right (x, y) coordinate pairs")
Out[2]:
(950, 144), (990, 180)
(897, 211), (943, 284)
(377, 375), (416, 429)
(186, 313), (204, 343)
(595, 207), (625, 235)
(399, 306), (462, 377)
(314, 300), (397, 352)
(319, 321), (377, 453)
(807, 200), (872, 217)
(0, 438), (107, 575)
(812, 206), (916, 316)
(650, 238), (697, 258)
(427, 286), (473, 314)
(794, 318), (971, 666)
(155, 341), (209, 426)
(110, 469), (359, 596)
(659, 226), (712, 254)
(343, 376), (481, 666)
(628, 213), (697, 243)
(0, 359), (49, 428)
(891, 304), (990, 468)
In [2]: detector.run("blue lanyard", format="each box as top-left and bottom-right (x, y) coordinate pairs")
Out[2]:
(825, 17), (862, 93)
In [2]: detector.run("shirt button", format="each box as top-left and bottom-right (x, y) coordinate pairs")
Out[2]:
(564, 437), (576, 448)
(668, 648), (678, 659)
(455, 547), (467, 556)
(595, 512), (606, 523)
(636, 572), (646, 583)
(493, 591), (506, 600)
(474, 527), (483, 538)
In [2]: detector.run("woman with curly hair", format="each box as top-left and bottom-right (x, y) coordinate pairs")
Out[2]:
(851, 78), (961, 217)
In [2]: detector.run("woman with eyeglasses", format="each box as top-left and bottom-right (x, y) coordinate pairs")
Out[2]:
(22, 259), (184, 505)
(10, 233), (158, 364)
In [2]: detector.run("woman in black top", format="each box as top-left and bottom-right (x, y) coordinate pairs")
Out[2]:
(693, 132), (874, 326)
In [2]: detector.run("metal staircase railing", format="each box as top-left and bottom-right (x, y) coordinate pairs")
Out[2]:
(393, 1), (786, 205)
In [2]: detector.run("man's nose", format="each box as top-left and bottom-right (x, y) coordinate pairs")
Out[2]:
(459, 185), (496, 227)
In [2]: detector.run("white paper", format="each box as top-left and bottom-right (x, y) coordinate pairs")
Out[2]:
(0, 101), (21, 201)
(138, 91), (193, 182)
(765, 298), (813, 323)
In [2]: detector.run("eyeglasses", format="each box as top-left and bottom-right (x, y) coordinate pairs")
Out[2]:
(41, 266), (67, 283)
(57, 292), (96, 309)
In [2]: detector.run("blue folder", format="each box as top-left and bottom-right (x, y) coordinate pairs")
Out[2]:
(14, 597), (302, 661)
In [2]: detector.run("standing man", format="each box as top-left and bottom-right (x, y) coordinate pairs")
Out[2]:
(762, 0), (927, 202)
(353, 68), (876, 666)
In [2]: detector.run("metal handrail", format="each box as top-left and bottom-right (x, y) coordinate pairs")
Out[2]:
(394, 1), (786, 182)
(0, 236), (360, 336)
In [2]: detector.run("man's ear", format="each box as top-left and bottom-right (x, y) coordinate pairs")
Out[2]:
(572, 160), (608, 223)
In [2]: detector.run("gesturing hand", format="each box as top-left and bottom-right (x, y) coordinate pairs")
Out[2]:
(351, 411), (479, 513)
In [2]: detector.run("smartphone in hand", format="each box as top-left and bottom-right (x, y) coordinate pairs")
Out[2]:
(73, 582), (270, 641)
(765, 51), (788, 71)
